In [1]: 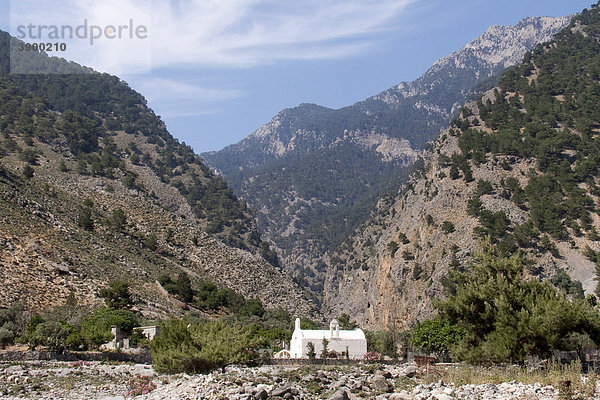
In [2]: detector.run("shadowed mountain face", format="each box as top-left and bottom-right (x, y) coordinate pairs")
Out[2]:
(201, 16), (571, 302)
(325, 7), (600, 330)
(0, 31), (315, 318)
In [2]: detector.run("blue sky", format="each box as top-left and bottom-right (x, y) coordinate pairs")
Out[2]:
(0, 0), (594, 152)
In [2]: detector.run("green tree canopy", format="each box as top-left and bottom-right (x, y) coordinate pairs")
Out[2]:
(151, 318), (259, 374)
(98, 281), (133, 310)
(436, 244), (600, 363)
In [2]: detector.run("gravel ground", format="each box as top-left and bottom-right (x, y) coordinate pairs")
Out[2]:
(1, 361), (598, 399)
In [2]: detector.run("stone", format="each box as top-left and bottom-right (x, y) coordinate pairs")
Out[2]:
(403, 365), (418, 378)
(389, 392), (414, 400)
(5, 365), (24, 374)
(371, 375), (390, 392)
(271, 387), (292, 397)
(328, 389), (350, 400)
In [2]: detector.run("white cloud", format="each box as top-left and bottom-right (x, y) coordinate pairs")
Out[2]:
(9, 0), (417, 74)
(126, 76), (244, 118)
(149, 0), (416, 69)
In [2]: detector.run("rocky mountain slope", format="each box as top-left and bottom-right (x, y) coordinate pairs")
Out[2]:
(201, 16), (571, 298)
(323, 6), (600, 331)
(0, 32), (314, 318)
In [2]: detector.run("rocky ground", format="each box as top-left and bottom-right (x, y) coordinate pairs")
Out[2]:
(1, 361), (598, 399)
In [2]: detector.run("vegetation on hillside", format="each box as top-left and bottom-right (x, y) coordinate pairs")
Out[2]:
(0, 30), (277, 261)
(450, 4), (600, 252)
(412, 244), (600, 363)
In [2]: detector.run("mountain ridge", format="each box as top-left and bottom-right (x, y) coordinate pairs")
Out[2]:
(201, 15), (572, 301)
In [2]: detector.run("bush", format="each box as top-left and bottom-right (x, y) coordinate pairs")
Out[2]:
(441, 221), (455, 234)
(23, 164), (34, 179)
(145, 233), (158, 251)
(476, 179), (493, 196)
(81, 307), (138, 349)
(34, 321), (70, 353)
(99, 281), (133, 310)
(111, 208), (127, 231)
(307, 342), (316, 360)
(18, 318), (74, 353)
(18, 315), (44, 350)
(411, 318), (464, 357)
(150, 318), (259, 374)
(436, 244), (600, 363)
(126, 375), (157, 397)
(161, 273), (194, 303)
(77, 208), (94, 231)
(551, 270), (585, 299)
(338, 313), (358, 330)
(365, 330), (397, 358)
(387, 241), (399, 257)
(0, 327), (14, 349)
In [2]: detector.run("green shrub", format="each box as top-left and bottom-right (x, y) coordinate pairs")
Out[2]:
(110, 208), (127, 231)
(81, 307), (138, 349)
(0, 327), (14, 348)
(99, 281), (133, 310)
(411, 318), (464, 357)
(23, 164), (34, 179)
(150, 318), (259, 374)
(365, 330), (397, 358)
(77, 208), (94, 231)
(441, 221), (455, 234)
(387, 241), (399, 257)
(144, 233), (158, 251)
(436, 244), (600, 363)
(476, 179), (493, 196)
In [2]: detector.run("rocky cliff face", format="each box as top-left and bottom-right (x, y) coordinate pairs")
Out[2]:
(323, 10), (600, 330)
(201, 16), (571, 302)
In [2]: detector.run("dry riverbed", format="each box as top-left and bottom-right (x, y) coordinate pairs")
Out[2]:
(1, 361), (598, 399)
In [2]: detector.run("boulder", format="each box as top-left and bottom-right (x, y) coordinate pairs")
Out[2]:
(271, 387), (292, 397)
(389, 392), (414, 400)
(328, 389), (350, 400)
(370, 375), (391, 392)
(254, 388), (268, 400)
(403, 365), (418, 378)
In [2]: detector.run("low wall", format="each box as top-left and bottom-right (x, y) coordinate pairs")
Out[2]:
(0, 349), (152, 364)
(269, 358), (397, 366)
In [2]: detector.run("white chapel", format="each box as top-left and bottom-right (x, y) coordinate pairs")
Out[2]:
(289, 317), (367, 359)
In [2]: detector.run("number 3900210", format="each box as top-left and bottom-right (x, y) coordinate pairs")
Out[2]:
(17, 42), (67, 52)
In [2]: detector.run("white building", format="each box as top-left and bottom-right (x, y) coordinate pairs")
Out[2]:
(290, 318), (367, 359)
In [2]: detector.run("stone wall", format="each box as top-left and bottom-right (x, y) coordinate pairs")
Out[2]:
(0, 349), (152, 364)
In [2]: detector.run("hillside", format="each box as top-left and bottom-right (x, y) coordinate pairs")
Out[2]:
(201, 16), (571, 298)
(0, 32), (314, 318)
(323, 6), (600, 330)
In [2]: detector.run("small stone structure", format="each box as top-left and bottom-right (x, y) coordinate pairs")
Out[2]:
(100, 325), (160, 351)
(137, 325), (161, 341)
(289, 318), (367, 359)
